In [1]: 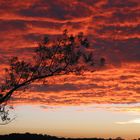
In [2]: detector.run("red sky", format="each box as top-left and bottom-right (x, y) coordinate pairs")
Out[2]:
(0, 0), (140, 139)
(0, 0), (140, 108)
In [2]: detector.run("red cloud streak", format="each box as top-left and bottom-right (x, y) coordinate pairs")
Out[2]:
(0, 0), (140, 106)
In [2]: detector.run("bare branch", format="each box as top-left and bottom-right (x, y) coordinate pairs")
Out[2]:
(0, 30), (106, 124)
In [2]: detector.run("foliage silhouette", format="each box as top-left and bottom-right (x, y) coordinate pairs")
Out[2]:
(0, 30), (105, 124)
(0, 133), (125, 140)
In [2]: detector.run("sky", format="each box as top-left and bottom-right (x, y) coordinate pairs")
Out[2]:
(0, 0), (140, 139)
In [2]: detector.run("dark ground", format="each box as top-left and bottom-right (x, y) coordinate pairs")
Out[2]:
(0, 133), (130, 140)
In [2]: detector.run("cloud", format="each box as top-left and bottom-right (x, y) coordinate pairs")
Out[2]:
(116, 118), (140, 124)
(0, 0), (140, 107)
(102, 0), (138, 9)
(9, 62), (140, 106)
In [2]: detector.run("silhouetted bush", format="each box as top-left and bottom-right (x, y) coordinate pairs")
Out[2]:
(0, 133), (123, 140)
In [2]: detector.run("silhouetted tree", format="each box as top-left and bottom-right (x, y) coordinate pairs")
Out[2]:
(0, 133), (119, 140)
(0, 30), (105, 124)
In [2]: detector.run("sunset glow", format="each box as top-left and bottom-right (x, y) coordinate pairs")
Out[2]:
(0, 0), (140, 139)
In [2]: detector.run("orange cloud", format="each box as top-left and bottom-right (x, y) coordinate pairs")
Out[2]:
(8, 63), (139, 106)
(0, 0), (140, 107)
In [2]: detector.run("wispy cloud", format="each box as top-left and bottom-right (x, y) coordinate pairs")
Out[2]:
(0, 0), (140, 63)
(116, 118), (140, 124)
(10, 63), (140, 106)
(0, 0), (140, 108)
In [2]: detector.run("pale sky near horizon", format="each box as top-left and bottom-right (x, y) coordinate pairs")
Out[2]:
(0, 103), (140, 140)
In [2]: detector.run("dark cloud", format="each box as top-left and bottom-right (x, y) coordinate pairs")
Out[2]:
(0, 0), (140, 106)
(17, 0), (92, 19)
(30, 83), (107, 93)
(111, 10), (140, 23)
(0, 20), (27, 31)
(102, 0), (139, 9)
(96, 25), (140, 35)
(0, 0), (139, 64)
(92, 37), (140, 64)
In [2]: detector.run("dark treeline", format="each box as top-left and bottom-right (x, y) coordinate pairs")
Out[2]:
(0, 133), (134, 140)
